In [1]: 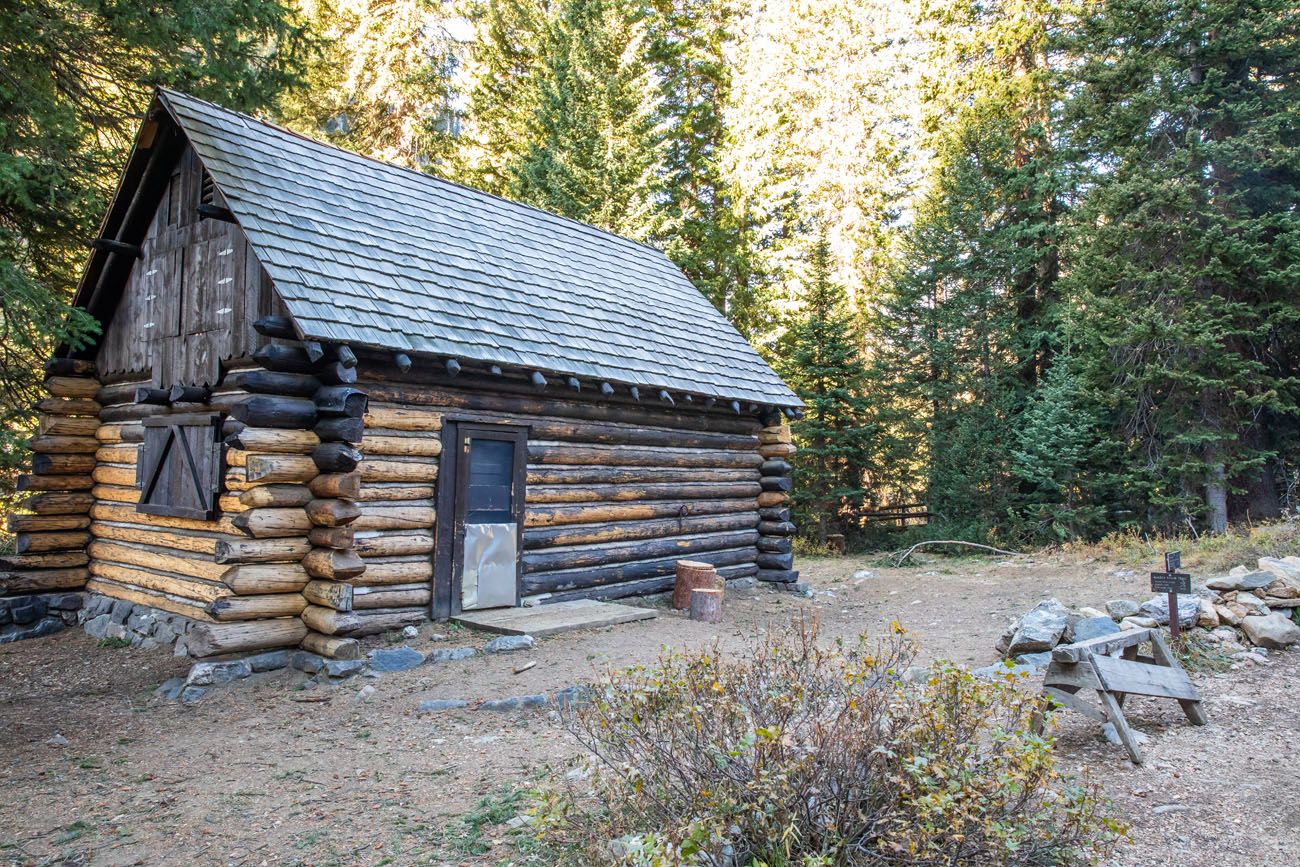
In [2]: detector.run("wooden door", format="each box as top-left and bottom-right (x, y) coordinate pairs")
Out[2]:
(433, 422), (528, 617)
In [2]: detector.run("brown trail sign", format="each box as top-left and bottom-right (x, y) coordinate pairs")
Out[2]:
(1150, 550), (1191, 638)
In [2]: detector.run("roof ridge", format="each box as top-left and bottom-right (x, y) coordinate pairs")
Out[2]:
(156, 87), (669, 261)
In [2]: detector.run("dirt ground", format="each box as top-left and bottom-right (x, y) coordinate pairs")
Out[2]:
(1, 552), (1296, 866)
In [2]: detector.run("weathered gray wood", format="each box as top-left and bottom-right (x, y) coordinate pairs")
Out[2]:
(1043, 686), (1107, 723)
(1097, 689), (1144, 764)
(1051, 628), (1152, 663)
(1147, 630), (1209, 725)
(1090, 654), (1199, 702)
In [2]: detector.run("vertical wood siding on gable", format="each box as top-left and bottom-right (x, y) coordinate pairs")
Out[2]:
(94, 146), (282, 385)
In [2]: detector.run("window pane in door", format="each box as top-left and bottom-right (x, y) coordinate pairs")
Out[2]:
(465, 438), (514, 523)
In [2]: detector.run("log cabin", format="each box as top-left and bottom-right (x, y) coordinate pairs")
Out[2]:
(1, 89), (802, 658)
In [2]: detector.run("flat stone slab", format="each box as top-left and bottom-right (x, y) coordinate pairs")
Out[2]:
(453, 599), (655, 637)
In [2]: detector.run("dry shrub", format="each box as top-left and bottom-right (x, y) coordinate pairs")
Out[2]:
(534, 618), (1123, 866)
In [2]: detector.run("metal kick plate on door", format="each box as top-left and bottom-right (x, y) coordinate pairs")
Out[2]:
(461, 522), (518, 609)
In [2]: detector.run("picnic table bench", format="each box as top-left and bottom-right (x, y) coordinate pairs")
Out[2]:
(1034, 627), (1207, 764)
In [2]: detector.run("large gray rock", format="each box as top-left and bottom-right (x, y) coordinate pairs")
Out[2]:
(1069, 615), (1122, 644)
(1139, 594), (1200, 627)
(83, 613), (111, 640)
(418, 698), (469, 713)
(485, 634), (535, 654)
(1105, 599), (1140, 620)
(996, 599), (1070, 655)
(478, 694), (548, 712)
(368, 646), (425, 673)
(1206, 571), (1274, 591)
(427, 647), (477, 664)
(1258, 558), (1300, 582)
(1240, 613), (1300, 649)
(186, 660), (251, 687)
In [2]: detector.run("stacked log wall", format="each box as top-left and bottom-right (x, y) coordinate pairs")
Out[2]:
(83, 362), (312, 655)
(1, 361), (100, 610)
(360, 370), (767, 605)
(755, 422), (798, 584)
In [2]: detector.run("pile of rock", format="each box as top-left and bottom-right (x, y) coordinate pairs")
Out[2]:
(80, 595), (194, 652)
(0, 592), (82, 644)
(985, 556), (1300, 676)
(1197, 557), (1300, 650)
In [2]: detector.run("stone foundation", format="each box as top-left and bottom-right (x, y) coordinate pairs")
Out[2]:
(0, 592), (84, 644)
(78, 593), (196, 653)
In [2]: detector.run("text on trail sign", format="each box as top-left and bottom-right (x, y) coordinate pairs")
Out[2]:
(1150, 571), (1192, 594)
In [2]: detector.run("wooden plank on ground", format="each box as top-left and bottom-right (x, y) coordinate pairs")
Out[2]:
(454, 599), (655, 637)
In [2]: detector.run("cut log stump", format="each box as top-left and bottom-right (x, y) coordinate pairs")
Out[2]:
(672, 560), (721, 611)
(689, 588), (724, 623)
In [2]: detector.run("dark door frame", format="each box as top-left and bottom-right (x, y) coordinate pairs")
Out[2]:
(432, 420), (529, 619)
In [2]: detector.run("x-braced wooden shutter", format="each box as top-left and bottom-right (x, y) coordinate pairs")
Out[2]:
(137, 413), (224, 520)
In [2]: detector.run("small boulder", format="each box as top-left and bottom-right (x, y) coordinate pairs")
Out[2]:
(1138, 594), (1200, 627)
(368, 646), (425, 673)
(324, 659), (365, 678)
(154, 677), (185, 701)
(418, 698), (469, 713)
(45, 733), (70, 747)
(1240, 613), (1300, 649)
(1069, 615), (1122, 644)
(290, 651), (326, 674)
(1012, 651), (1053, 669)
(1258, 557), (1300, 582)
(83, 613), (111, 640)
(552, 685), (593, 708)
(401, 625), (419, 639)
(186, 660), (251, 687)
(428, 647), (477, 664)
(973, 660), (1040, 680)
(1077, 606), (1108, 620)
(478, 694), (548, 712)
(996, 599), (1070, 655)
(485, 634), (536, 654)
(1206, 571), (1274, 591)
(247, 649), (291, 672)
(1119, 616), (1158, 631)
(1196, 597), (1220, 629)
(1105, 599), (1140, 620)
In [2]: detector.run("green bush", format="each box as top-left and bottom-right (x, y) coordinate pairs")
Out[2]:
(533, 618), (1124, 866)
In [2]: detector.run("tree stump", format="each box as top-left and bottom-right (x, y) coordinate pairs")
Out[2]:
(689, 588), (724, 623)
(826, 534), (847, 555)
(673, 560), (721, 610)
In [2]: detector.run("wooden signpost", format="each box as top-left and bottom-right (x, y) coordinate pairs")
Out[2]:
(1150, 550), (1191, 639)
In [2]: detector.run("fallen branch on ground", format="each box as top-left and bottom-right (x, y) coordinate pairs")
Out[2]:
(892, 540), (1025, 566)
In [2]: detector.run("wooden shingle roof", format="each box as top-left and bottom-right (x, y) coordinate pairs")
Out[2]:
(153, 89), (798, 408)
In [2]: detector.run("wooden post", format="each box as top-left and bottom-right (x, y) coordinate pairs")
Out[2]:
(689, 588), (724, 623)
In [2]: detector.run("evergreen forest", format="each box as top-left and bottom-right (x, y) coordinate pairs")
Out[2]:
(4, 0), (1298, 548)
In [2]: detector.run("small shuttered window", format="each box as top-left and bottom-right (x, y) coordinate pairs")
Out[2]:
(137, 413), (224, 520)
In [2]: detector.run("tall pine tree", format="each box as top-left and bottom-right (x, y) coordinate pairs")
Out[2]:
(510, 0), (663, 237)
(280, 0), (466, 170)
(645, 0), (763, 334)
(871, 0), (1069, 540)
(777, 236), (877, 542)
(0, 0), (310, 475)
(1061, 0), (1300, 532)
(458, 0), (551, 196)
